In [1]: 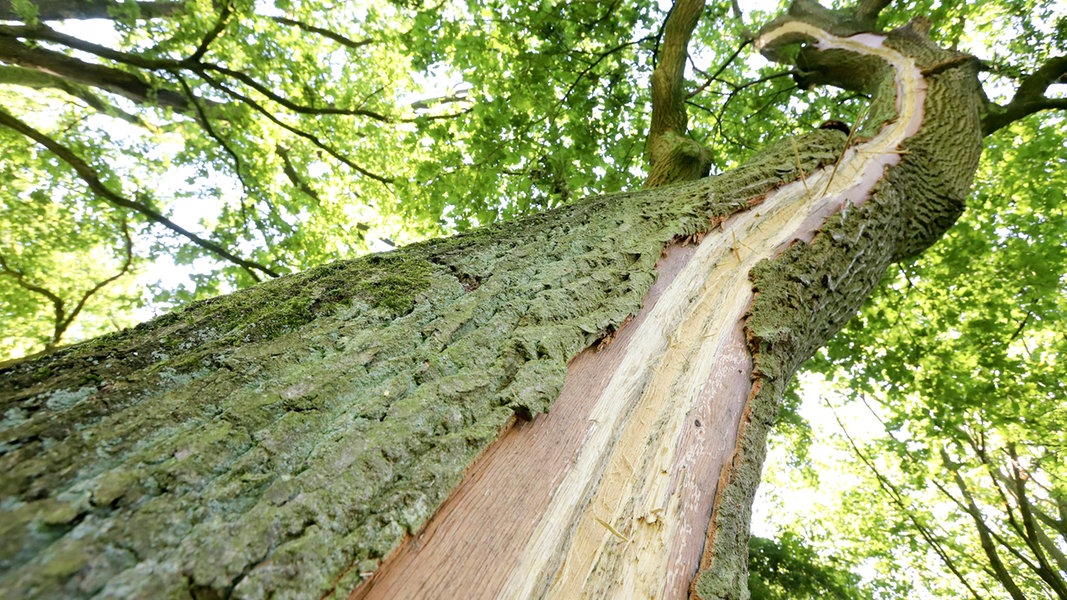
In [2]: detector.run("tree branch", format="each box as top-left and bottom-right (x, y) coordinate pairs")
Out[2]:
(942, 448), (1031, 600)
(830, 402), (984, 600)
(191, 70), (395, 185)
(0, 107), (278, 279)
(0, 65), (156, 129)
(187, 0), (233, 63)
(277, 146), (322, 203)
(1005, 445), (1067, 597)
(648, 0), (704, 140)
(0, 252), (69, 347)
(271, 16), (374, 51)
(644, 0), (713, 187)
(943, 444), (1041, 597)
(0, 23), (178, 69)
(686, 39), (750, 99)
(982, 55), (1067, 136)
(54, 218), (135, 348)
(3, 22), (391, 120)
(0, 0), (184, 22)
(854, 0), (892, 30)
(0, 32), (193, 110)
(194, 60), (394, 120)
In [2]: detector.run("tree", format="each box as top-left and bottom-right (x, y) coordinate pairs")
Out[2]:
(756, 113), (1067, 598)
(1, 1), (1064, 599)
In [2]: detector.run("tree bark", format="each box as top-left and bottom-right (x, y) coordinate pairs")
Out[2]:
(0, 4), (984, 599)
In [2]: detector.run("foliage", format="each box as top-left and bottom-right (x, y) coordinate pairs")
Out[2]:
(0, 0), (669, 357)
(748, 532), (872, 600)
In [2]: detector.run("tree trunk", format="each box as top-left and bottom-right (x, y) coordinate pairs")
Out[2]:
(0, 8), (983, 600)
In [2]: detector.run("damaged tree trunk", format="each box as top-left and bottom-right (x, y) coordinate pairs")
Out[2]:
(0, 4), (983, 599)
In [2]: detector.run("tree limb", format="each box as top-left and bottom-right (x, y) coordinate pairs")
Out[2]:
(0, 107), (278, 280)
(0, 23), (177, 69)
(194, 60), (394, 120)
(0, 252), (68, 346)
(0, 32), (193, 110)
(0, 0), (184, 21)
(854, 0), (892, 30)
(1005, 445), (1067, 598)
(0, 65), (156, 129)
(55, 218), (135, 348)
(830, 402), (984, 600)
(2, 23), (395, 121)
(271, 16), (373, 51)
(0, 217), (131, 350)
(686, 39), (750, 99)
(644, 0), (713, 187)
(982, 55), (1067, 136)
(191, 70), (395, 185)
(187, 0), (233, 63)
(277, 146), (322, 203)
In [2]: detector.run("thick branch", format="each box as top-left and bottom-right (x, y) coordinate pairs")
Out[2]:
(853, 0), (892, 29)
(0, 23), (175, 68)
(3, 23), (394, 120)
(982, 56), (1067, 136)
(0, 65), (154, 128)
(0, 0), (184, 21)
(0, 33), (192, 109)
(0, 107), (278, 279)
(644, 0), (713, 188)
(650, 0), (703, 136)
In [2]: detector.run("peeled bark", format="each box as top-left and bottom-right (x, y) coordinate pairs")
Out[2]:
(0, 3), (984, 599)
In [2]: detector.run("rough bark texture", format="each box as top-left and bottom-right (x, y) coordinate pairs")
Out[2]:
(0, 132), (845, 598)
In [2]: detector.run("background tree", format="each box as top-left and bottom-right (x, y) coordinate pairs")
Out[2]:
(1, 0), (1065, 598)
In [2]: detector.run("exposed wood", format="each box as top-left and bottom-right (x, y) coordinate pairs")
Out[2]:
(0, 123), (847, 598)
(352, 239), (748, 600)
